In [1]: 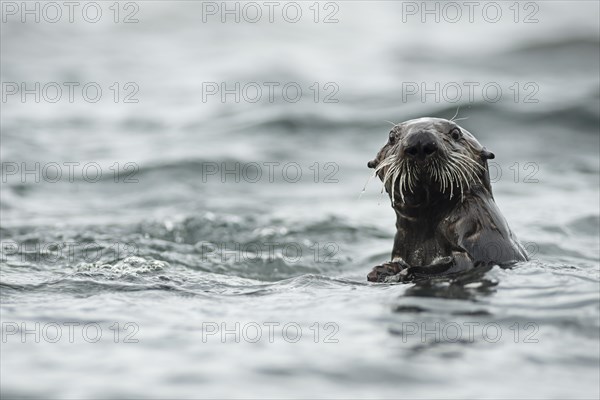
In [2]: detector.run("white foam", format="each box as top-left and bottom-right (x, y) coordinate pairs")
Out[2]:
(76, 256), (168, 276)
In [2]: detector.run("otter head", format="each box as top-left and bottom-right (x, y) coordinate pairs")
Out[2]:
(368, 117), (495, 206)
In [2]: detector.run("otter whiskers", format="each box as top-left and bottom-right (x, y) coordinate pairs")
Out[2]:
(428, 151), (484, 201)
(374, 149), (484, 203)
(374, 151), (418, 204)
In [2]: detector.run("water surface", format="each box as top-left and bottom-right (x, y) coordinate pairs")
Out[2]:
(1, 1), (599, 398)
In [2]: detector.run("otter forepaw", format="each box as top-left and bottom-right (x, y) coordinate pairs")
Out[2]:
(367, 260), (410, 283)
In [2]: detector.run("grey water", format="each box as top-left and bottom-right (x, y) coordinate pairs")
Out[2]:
(1, 1), (599, 399)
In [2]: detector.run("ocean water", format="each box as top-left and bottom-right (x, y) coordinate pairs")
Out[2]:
(1, 1), (599, 398)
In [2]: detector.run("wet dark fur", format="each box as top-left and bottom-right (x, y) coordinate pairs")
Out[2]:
(367, 118), (528, 283)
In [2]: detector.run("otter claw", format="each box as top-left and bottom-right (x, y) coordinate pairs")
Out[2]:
(367, 260), (410, 283)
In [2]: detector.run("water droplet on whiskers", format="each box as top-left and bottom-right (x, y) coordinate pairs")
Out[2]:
(358, 172), (377, 199)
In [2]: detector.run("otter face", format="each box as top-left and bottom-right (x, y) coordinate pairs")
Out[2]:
(368, 118), (495, 204)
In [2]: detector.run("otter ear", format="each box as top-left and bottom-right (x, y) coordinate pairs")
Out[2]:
(481, 147), (495, 160)
(367, 159), (378, 169)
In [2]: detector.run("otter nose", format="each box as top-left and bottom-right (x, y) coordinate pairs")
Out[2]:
(403, 132), (438, 161)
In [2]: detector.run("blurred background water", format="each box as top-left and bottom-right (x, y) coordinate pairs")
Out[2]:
(1, 1), (599, 398)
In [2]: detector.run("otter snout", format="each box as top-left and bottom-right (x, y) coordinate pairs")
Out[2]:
(402, 131), (439, 161)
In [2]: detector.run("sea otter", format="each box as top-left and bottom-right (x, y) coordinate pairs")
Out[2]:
(367, 117), (528, 283)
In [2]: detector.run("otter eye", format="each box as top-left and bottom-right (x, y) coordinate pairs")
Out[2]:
(389, 131), (396, 144)
(450, 128), (461, 140)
